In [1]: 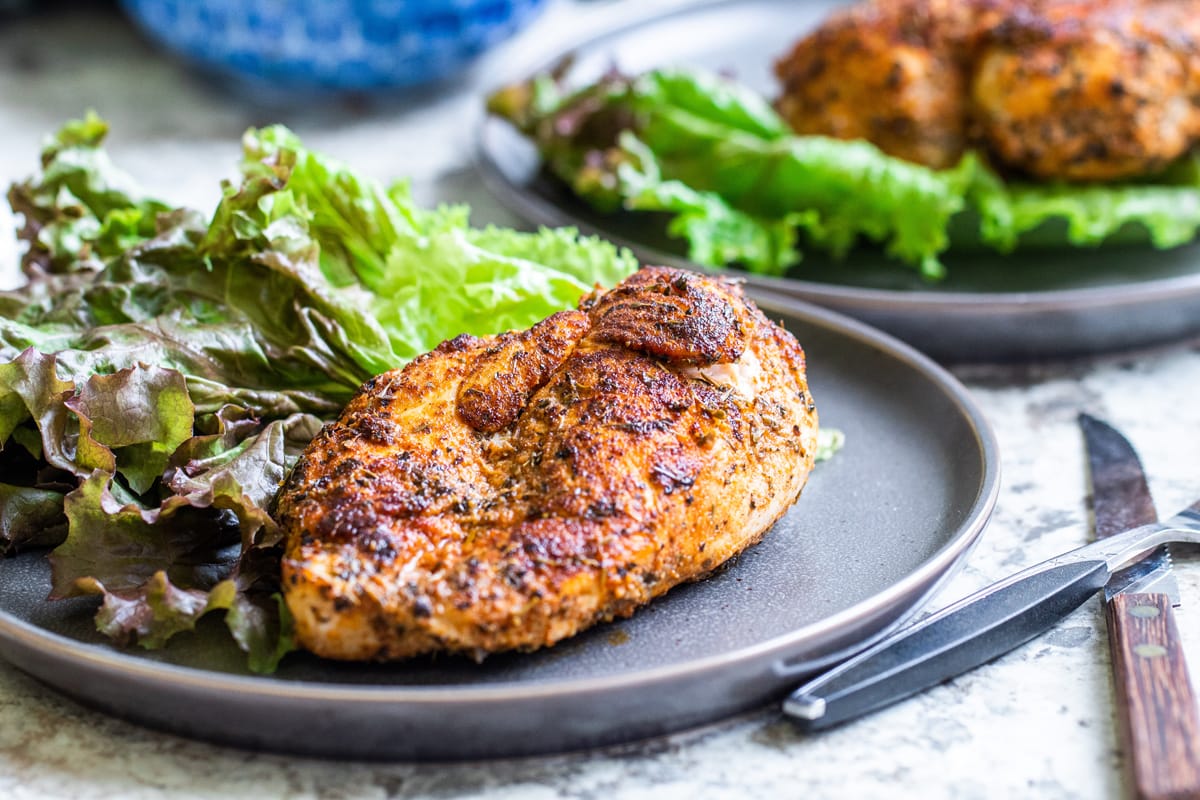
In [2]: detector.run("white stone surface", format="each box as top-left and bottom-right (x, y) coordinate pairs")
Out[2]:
(2, 2), (1200, 798)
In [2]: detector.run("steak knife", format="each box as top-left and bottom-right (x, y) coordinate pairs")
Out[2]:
(783, 474), (1200, 736)
(1081, 414), (1200, 800)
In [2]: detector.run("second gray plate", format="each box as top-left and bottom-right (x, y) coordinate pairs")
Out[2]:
(477, 0), (1200, 362)
(0, 296), (998, 760)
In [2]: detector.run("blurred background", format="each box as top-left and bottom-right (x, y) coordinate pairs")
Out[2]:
(0, 0), (662, 224)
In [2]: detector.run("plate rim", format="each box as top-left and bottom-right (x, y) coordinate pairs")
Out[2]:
(0, 295), (1000, 706)
(474, 0), (1200, 313)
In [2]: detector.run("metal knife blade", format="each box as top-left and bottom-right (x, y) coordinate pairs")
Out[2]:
(782, 502), (1200, 731)
(1079, 413), (1179, 604)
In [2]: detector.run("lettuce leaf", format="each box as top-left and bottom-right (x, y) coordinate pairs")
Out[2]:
(1, 117), (636, 671)
(490, 66), (1200, 280)
(0, 483), (66, 552)
(7, 112), (170, 276)
(615, 133), (808, 276)
(969, 162), (1200, 252)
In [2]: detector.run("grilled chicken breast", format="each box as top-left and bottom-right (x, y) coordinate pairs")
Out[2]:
(775, 0), (1200, 180)
(276, 268), (818, 661)
(775, 0), (982, 170)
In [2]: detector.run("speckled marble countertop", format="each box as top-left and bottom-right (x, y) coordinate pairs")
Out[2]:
(3, 2), (1200, 798)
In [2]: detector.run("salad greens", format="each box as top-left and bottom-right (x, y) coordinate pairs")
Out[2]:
(0, 114), (637, 671)
(489, 66), (1200, 280)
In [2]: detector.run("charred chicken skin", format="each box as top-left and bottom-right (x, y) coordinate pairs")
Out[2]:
(775, 0), (1200, 181)
(276, 268), (819, 661)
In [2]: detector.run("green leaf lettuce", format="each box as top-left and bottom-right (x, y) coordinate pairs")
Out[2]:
(0, 117), (637, 671)
(490, 66), (1200, 280)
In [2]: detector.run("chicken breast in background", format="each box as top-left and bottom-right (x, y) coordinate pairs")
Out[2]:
(774, 0), (1200, 181)
(973, 1), (1200, 181)
(276, 267), (819, 661)
(774, 0), (982, 170)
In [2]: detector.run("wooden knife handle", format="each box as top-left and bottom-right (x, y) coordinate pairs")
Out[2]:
(1106, 593), (1200, 800)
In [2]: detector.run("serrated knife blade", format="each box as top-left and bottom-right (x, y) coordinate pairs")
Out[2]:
(1079, 413), (1200, 800)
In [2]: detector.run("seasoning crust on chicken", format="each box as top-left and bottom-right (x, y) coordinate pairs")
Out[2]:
(775, 0), (1200, 181)
(276, 268), (819, 661)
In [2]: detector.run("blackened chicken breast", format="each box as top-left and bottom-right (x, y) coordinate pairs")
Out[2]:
(276, 268), (819, 660)
(775, 0), (1200, 181)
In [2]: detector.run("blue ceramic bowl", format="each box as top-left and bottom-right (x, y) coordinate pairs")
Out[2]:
(120, 0), (548, 90)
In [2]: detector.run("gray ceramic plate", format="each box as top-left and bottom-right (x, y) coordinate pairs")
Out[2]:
(477, 0), (1200, 362)
(0, 297), (998, 760)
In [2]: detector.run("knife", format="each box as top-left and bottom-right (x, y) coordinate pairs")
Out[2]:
(1082, 414), (1200, 800)
(782, 495), (1200, 734)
